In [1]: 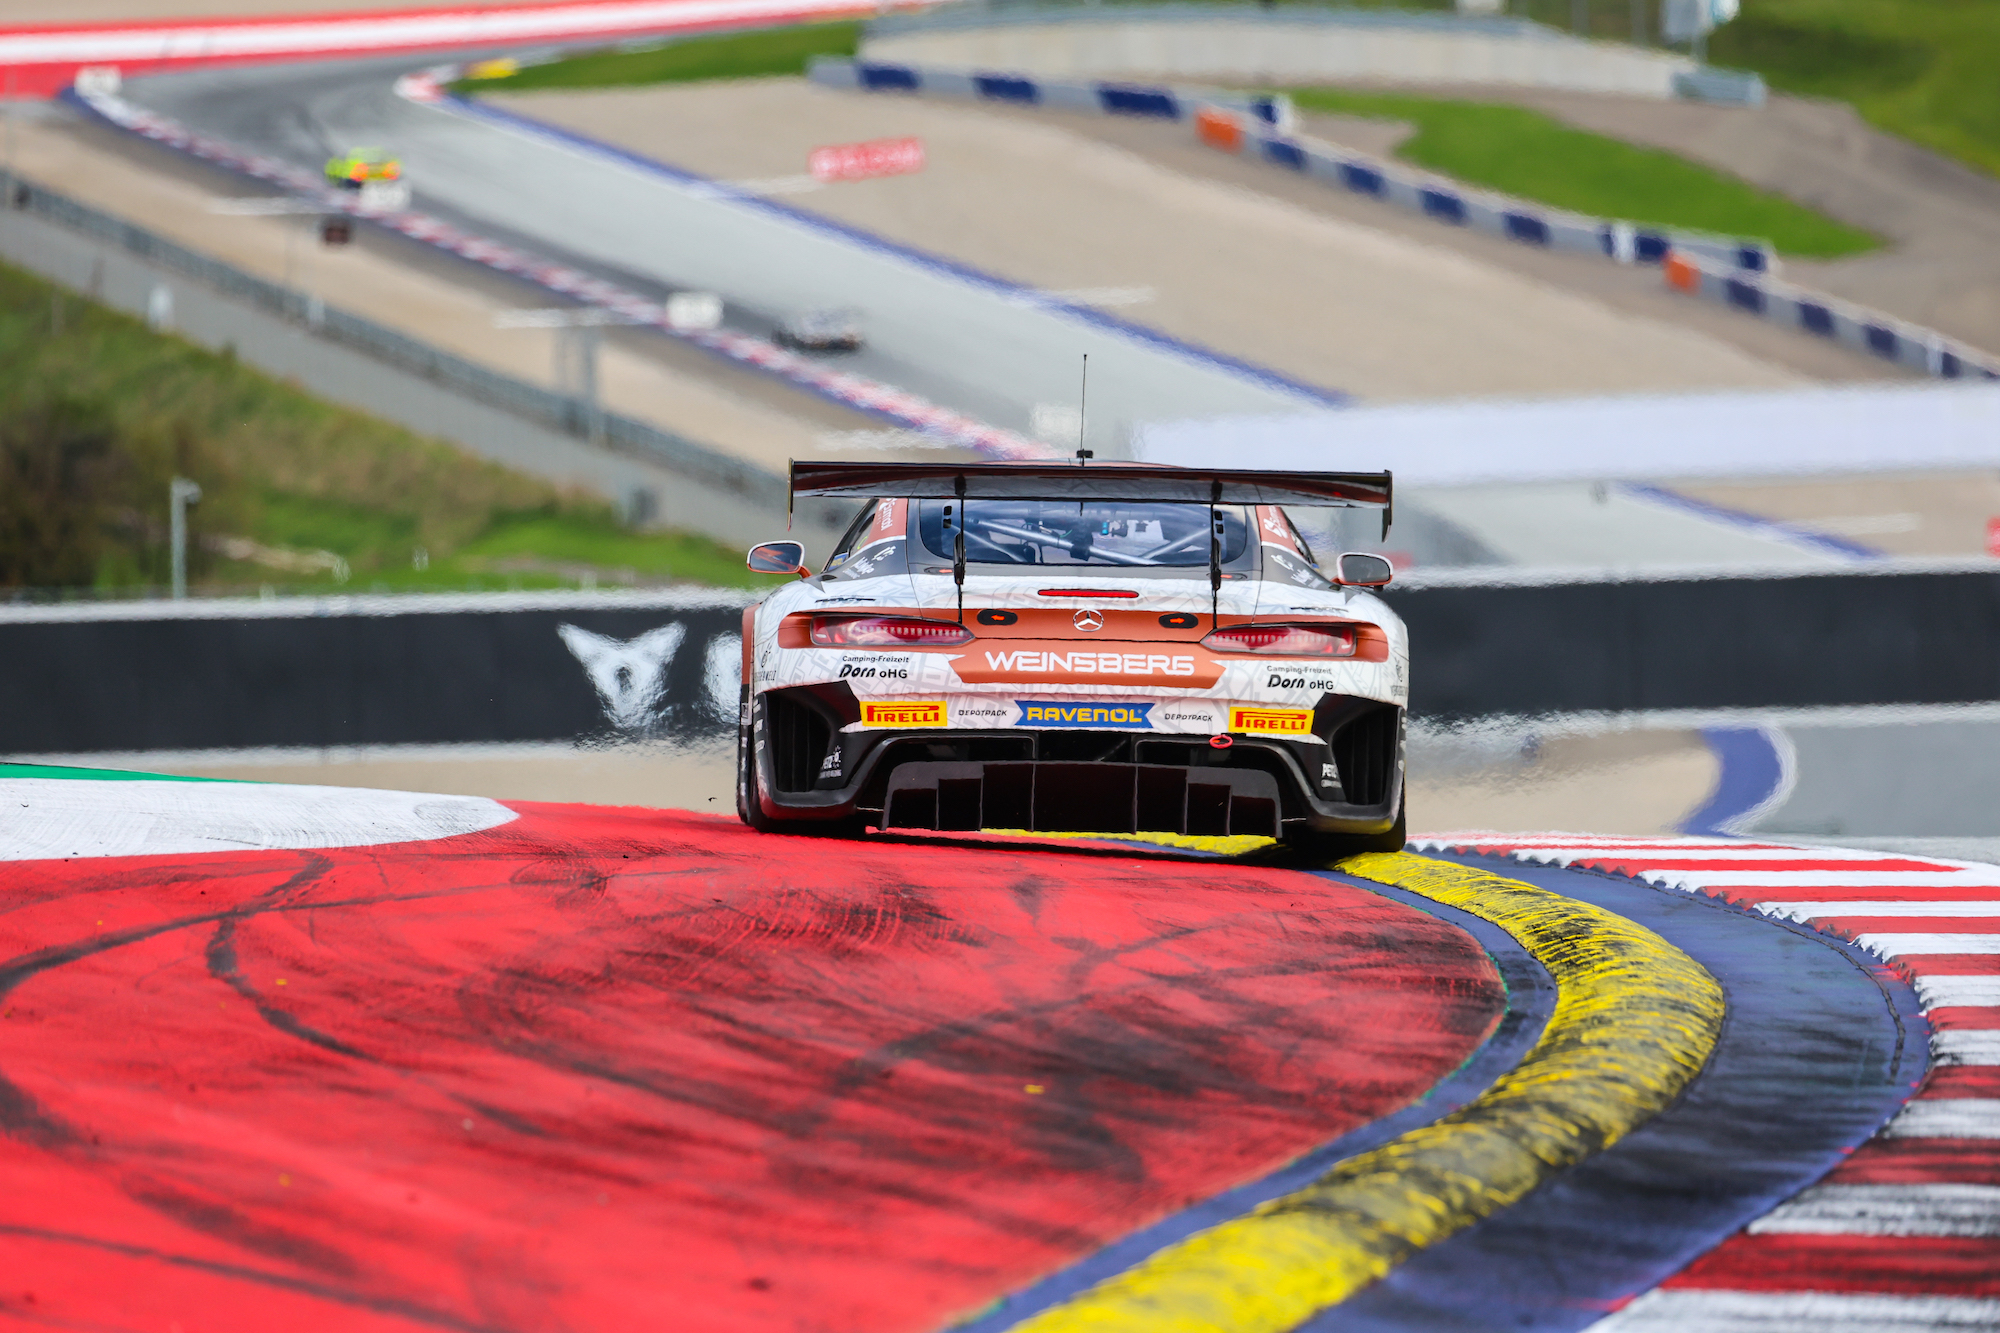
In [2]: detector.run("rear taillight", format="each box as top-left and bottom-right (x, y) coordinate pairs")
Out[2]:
(810, 615), (974, 647)
(1202, 624), (1357, 657)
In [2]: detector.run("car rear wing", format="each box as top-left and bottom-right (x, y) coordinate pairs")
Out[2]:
(789, 461), (1393, 534)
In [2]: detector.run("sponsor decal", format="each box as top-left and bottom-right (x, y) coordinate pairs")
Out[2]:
(972, 649), (1201, 678)
(838, 656), (911, 681)
(861, 700), (946, 728)
(1258, 506), (1299, 552)
(835, 538), (902, 580)
(1267, 672), (1341, 692)
(1230, 705), (1315, 736)
(1024, 696), (1152, 728)
(819, 750), (843, 777)
(1268, 549), (1330, 588)
(1156, 704), (1223, 729)
(1017, 701), (1154, 729)
(949, 698), (1013, 726)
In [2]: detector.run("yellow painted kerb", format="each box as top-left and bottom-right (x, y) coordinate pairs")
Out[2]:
(1010, 850), (1725, 1333)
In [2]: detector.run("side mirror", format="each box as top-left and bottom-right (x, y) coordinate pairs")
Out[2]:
(1335, 552), (1394, 587)
(747, 540), (809, 577)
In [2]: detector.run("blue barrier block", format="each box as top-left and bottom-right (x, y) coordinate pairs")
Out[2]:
(1634, 232), (1670, 263)
(1799, 302), (1834, 337)
(1736, 245), (1767, 273)
(1940, 349), (1963, 378)
(1249, 95), (1284, 125)
(1261, 139), (1307, 171)
(1865, 324), (1900, 359)
(974, 74), (1039, 103)
(1098, 85), (1179, 118)
(1504, 212), (1549, 246)
(1340, 163), (1384, 195)
(858, 63), (920, 91)
(1420, 188), (1466, 224)
(1725, 277), (1765, 314)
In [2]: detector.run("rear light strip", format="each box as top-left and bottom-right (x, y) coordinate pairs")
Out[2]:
(810, 615), (974, 648)
(1201, 623), (1359, 657)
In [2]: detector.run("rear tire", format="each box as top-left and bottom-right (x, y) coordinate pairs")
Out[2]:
(735, 699), (866, 838)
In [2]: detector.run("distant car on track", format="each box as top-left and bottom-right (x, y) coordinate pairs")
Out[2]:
(325, 146), (402, 191)
(736, 460), (1408, 852)
(774, 308), (863, 352)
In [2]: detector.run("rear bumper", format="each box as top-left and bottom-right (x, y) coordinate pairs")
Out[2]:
(750, 689), (1402, 837)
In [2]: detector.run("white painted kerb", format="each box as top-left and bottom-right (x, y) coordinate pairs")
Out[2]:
(0, 778), (516, 861)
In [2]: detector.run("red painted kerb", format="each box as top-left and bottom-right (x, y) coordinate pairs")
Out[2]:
(0, 806), (1504, 1331)
(0, 0), (902, 98)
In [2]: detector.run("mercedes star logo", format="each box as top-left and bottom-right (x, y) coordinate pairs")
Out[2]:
(1073, 609), (1104, 632)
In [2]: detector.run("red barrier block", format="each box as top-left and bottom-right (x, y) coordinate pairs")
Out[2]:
(1195, 105), (1245, 153)
(0, 806), (1503, 1332)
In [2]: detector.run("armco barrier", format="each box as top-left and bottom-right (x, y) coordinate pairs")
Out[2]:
(0, 592), (754, 755)
(3, 562), (1996, 756)
(1, 166), (790, 509)
(809, 55), (1773, 274)
(1393, 559), (2000, 720)
(1662, 250), (2000, 382)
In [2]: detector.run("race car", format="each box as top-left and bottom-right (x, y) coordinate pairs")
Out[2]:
(736, 460), (1407, 852)
(324, 147), (402, 191)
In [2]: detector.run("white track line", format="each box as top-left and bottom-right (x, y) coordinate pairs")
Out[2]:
(1917, 977), (2000, 1008)
(1883, 1099), (2000, 1139)
(1594, 1290), (2000, 1331)
(1747, 1184), (2000, 1237)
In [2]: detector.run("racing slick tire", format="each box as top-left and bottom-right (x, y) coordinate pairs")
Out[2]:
(734, 705), (865, 838)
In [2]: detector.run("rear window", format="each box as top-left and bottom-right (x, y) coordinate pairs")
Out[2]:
(916, 500), (1250, 567)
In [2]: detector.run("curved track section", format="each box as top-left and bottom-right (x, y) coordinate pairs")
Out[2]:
(112, 58), (1333, 449)
(1327, 845), (1925, 1332)
(0, 780), (1506, 1333)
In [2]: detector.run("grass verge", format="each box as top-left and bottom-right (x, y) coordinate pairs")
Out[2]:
(1707, 0), (2000, 182)
(0, 261), (778, 597)
(1287, 86), (1877, 257)
(458, 20), (862, 93)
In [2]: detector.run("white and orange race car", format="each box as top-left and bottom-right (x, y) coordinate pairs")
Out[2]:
(737, 461), (1406, 852)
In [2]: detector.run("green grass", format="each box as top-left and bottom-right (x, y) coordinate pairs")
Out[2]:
(1286, 86), (1878, 257)
(459, 20), (862, 93)
(0, 262), (779, 596)
(1707, 0), (2000, 181)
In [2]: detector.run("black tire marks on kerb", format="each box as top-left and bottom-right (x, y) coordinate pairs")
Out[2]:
(204, 860), (371, 1062)
(0, 855), (523, 1332)
(445, 863), (1502, 1256)
(0, 1224), (503, 1333)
